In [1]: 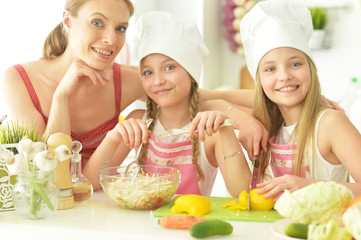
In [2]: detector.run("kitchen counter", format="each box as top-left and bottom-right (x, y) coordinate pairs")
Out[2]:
(0, 191), (281, 240)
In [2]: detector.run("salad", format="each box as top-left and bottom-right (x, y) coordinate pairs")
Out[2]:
(101, 171), (179, 210)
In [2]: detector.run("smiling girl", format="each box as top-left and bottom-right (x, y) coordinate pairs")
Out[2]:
(84, 11), (250, 196)
(240, 0), (361, 198)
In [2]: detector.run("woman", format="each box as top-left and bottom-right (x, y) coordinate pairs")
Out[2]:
(1, 0), (139, 163)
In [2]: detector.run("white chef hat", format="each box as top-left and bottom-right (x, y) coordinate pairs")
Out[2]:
(134, 11), (209, 84)
(240, 0), (314, 80)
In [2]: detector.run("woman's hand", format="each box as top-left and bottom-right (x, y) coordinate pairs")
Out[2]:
(256, 174), (313, 200)
(188, 111), (227, 141)
(113, 118), (151, 149)
(56, 59), (111, 97)
(322, 95), (345, 112)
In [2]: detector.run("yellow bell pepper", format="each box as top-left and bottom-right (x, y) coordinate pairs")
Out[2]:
(222, 190), (249, 211)
(238, 190), (249, 206)
(222, 199), (238, 208)
(228, 202), (247, 211)
(170, 194), (211, 217)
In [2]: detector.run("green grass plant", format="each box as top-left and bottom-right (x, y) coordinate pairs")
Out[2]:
(309, 7), (328, 30)
(0, 120), (47, 153)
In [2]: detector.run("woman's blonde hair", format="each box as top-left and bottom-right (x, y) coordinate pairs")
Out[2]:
(42, 0), (134, 59)
(253, 55), (326, 181)
(137, 81), (205, 180)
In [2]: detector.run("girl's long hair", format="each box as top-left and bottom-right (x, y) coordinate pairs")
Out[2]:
(253, 55), (326, 181)
(137, 81), (205, 180)
(42, 0), (134, 59)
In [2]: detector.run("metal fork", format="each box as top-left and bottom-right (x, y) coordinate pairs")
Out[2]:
(123, 118), (153, 177)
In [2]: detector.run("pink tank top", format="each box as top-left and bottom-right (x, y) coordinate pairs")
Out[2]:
(14, 63), (122, 166)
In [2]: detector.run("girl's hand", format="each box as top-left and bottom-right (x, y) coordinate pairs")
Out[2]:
(234, 111), (268, 160)
(114, 118), (151, 149)
(56, 59), (111, 97)
(188, 111), (227, 141)
(256, 174), (313, 200)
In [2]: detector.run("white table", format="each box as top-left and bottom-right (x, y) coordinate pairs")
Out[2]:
(0, 191), (281, 240)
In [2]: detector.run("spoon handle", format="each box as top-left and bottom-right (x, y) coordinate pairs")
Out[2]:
(133, 118), (153, 161)
(124, 118), (153, 176)
(0, 115), (7, 125)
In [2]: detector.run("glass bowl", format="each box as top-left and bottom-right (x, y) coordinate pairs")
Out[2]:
(99, 165), (181, 210)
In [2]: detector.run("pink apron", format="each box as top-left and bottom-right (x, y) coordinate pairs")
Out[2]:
(145, 135), (201, 195)
(269, 136), (310, 178)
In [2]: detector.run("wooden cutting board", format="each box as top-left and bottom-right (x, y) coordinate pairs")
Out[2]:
(153, 195), (284, 223)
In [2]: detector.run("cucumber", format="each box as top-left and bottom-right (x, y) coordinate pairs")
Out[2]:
(284, 223), (308, 239)
(189, 220), (233, 238)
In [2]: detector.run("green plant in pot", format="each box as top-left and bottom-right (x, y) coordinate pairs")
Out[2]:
(0, 118), (46, 212)
(310, 7), (328, 30)
(309, 7), (328, 49)
(0, 120), (43, 152)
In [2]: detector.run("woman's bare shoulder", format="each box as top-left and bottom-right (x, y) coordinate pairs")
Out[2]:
(119, 64), (145, 101)
(2, 60), (48, 82)
(2, 64), (25, 88)
(1, 60), (47, 127)
(120, 64), (139, 82)
(1, 59), (56, 103)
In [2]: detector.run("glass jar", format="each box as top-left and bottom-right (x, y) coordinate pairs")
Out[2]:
(12, 172), (60, 219)
(71, 141), (93, 203)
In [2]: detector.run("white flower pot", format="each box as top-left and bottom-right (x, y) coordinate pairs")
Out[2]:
(309, 29), (326, 50)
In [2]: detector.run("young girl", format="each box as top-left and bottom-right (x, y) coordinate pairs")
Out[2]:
(240, 0), (361, 198)
(84, 11), (250, 197)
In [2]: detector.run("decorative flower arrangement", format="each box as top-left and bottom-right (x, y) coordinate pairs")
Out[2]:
(223, 0), (257, 56)
(0, 118), (42, 212)
(0, 136), (71, 218)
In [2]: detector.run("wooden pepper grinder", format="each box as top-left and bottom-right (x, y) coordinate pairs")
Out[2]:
(47, 132), (74, 210)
